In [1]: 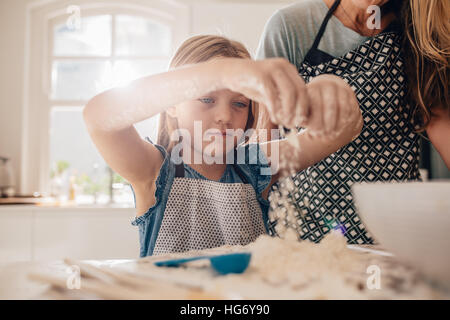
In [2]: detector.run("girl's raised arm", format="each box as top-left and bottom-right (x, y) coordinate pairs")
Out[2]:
(83, 57), (311, 187)
(83, 59), (232, 187)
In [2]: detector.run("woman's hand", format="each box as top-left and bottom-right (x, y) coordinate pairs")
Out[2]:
(220, 58), (310, 128)
(261, 74), (364, 187)
(304, 74), (363, 139)
(219, 58), (362, 139)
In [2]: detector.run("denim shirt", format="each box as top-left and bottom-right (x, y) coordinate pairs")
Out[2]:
(130, 137), (273, 257)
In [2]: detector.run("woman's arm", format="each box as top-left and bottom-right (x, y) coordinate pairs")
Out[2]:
(260, 74), (363, 198)
(426, 107), (450, 170)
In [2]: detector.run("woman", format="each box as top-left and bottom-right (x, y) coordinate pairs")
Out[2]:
(256, 0), (419, 244)
(402, 0), (450, 169)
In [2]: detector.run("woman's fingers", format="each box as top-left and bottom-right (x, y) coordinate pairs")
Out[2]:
(304, 84), (325, 135)
(344, 86), (359, 124)
(304, 74), (362, 138)
(321, 84), (339, 134)
(334, 83), (350, 136)
(334, 83), (361, 137)
(349, 89), (363, 134)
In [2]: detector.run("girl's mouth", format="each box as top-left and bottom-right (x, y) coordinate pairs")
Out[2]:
(208, 130), (232, 137)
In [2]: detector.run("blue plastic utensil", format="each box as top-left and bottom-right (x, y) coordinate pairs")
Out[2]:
(154, 252), (251, 275)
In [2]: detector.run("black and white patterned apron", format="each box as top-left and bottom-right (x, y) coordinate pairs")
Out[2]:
(269, 0), (421, 244)
(152, 157), (267, 255)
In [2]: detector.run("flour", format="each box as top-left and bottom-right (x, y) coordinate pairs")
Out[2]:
(268, 126), (306, 240)
(202, 231), (372, 299)
(200, 231), (442, 299)
(246, 231), (364, 286)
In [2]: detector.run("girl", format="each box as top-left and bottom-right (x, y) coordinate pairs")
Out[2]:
(83, 35), (363, 257)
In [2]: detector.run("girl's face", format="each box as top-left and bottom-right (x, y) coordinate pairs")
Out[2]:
(171, 89), (250, 160)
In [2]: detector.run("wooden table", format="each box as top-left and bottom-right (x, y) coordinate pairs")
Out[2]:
(0, 259), (135, 299)
(0, 245), (448, 300)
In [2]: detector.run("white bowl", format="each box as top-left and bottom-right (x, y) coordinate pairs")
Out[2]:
(352, 181), (450, 289)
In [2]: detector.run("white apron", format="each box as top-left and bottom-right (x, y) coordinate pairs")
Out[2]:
(152, 161), (267, 255)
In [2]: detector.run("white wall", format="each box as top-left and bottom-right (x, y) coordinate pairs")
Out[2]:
(0, 0), (294, 195)
(190, 1), (289, 57)
(0, 0), (30, 194)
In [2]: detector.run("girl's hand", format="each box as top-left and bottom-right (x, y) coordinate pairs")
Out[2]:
(220, 58), (310, 128)
(304, 74), (363, 138)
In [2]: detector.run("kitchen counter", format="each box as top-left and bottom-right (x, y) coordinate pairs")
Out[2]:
(0, 195), (134, 208)
(0, 203), (134, 212)
(1, 242), (448, 300)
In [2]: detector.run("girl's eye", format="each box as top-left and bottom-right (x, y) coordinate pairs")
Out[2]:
(199, 98), (214, 104)
(233, 101), (249, 108)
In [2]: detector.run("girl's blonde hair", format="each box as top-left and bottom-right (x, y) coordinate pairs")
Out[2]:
(402, 0), (450, 131)
(157, 35), (257, 152)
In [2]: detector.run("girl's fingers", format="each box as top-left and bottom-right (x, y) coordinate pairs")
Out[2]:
(284, 64), (310, 126)
(288, 71), (310, 126)
(231, 58), (311, 128)
(271, 68), (297, 127)
(260, 76), (281, 124)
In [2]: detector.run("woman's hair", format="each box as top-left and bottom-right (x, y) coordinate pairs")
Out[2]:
(381, 0), (404, 17)
(402, 0), (450, 131)
(157, 35), (257, 152)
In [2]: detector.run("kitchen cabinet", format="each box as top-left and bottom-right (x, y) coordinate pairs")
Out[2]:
(0, 205), (139, 263)
(0, 208), (33, 262)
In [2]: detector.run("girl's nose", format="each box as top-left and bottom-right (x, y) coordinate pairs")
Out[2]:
(214, 102), (232, 125)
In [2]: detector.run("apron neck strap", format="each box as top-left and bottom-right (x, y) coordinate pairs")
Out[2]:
(174, 148), (250, 184)
(311, 0), (341, 51)
(175, 162), (185, 178)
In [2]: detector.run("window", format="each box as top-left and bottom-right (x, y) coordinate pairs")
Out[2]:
(49, 13), (170, 205)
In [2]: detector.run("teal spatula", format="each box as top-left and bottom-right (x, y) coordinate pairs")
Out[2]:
(154, 252), (251, 275)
